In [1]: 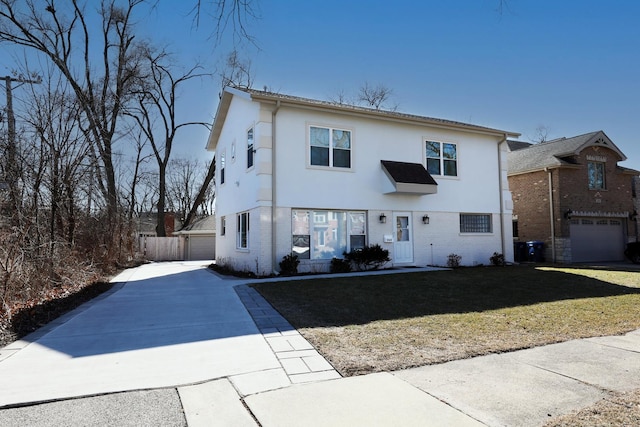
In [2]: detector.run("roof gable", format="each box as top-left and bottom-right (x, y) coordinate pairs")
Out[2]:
(508, 131), (628, 175)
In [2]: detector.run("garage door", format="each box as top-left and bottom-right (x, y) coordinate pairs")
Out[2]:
(187, 235), (216, 260)
(570, 218), (625, 262)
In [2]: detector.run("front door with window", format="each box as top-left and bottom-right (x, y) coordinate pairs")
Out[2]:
(393, 212), (413, 264)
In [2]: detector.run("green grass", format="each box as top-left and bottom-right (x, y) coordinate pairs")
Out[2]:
(253, 265), (640, 376)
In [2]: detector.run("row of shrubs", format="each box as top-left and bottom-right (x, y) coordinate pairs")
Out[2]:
(280, 245), (507, 275)
(279, 244), (391, 275)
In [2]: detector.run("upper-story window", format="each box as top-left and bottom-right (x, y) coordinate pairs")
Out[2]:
(220, 151), (226, 185)
(310, 126), (351, 168)
(247, 127), (254, 169)
(588, 161), (605, 190)
(426, 140), (457, 176)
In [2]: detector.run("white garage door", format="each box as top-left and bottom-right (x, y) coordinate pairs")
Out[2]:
(187, 235), (216, 260)
(570, 218), (625, 262)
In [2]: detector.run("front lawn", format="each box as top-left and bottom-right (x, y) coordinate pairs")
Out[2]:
(252, 265), (640, 376)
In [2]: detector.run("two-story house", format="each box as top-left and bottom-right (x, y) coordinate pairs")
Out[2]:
(208, 87), (520, 275)
(508, 131), (638, 263)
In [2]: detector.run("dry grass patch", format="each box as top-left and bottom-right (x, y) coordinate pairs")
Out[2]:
(253, 266), (640, 376)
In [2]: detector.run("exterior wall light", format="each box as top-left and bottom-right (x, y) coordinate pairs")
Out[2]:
(379, 213), (387, 223)
(564, 209), (573, 219)
(630, 210), (638, 221)
(422, 214), (430, 224)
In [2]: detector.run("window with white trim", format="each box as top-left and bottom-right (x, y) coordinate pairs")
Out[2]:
(292, 209), (365, 259)
(309, 126), (351, 168)
(247, 127), (254, 169)
(237, 212), (249, 249)
(460, 214), (492, 233)
(426, 140), (457, 176)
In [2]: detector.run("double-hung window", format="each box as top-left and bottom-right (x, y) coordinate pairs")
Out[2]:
(460, 214), (492, 233)
(310, 126), (351, 168)
(588, 162), (605, 190)
(237, 212), (249, 249)
(426, 140), (457, 176)
(247, 127), (254, 169)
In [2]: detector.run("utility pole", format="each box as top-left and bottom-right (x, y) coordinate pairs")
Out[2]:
(2, 75), (40, 208)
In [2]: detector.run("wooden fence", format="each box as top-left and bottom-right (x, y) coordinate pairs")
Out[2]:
(140, 236), (184, 261)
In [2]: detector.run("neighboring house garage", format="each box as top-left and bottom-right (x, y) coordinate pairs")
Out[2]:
(508, 131), (638, 264)
(569, 216), (626, 262)
(174, 216), (216, 261)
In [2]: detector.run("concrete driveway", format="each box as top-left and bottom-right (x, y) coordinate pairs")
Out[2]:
(0, 261), (282, 407)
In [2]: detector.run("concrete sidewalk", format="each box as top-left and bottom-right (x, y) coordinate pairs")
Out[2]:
(1, 262), (640, 426)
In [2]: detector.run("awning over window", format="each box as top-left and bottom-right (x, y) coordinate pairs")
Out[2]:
(381, 160), (438, 195)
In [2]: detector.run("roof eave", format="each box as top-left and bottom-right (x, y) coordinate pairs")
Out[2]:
(248, 91), (520, 139)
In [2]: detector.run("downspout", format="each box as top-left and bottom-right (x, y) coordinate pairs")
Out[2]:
(545, 167), (556, 263)
(271, 100), (281, 274)
(497, 135), (507, 258)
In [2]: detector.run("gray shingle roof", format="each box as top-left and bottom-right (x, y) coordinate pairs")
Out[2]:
(243, 88), (520, 138)
(507, 131), (627, 175)
(381, 160), (438, 185)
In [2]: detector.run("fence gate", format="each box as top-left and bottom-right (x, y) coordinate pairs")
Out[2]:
(141, 236), (185, 261)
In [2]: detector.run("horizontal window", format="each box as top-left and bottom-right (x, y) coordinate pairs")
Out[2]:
(460, 214), (492, 233)
(292, 209), (365, 259)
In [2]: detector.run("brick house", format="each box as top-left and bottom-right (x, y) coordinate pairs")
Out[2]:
(508, 131), (638, 263)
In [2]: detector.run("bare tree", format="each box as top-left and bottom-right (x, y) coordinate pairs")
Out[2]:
(531, 125), (551, 144)
(191, 0), (258, 44)
(182, 155), (215, 229)
(0, 0), (147, 247)
(125, 49), (211, 236)
(219, 49), (253, 94)
(357, 82), (397, 111)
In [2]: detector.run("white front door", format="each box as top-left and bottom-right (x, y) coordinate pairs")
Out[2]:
(393, 212), (414, 264)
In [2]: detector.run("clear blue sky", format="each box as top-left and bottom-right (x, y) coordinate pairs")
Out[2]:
(12, 1), (638, 171)
(212, 0), (640, 171)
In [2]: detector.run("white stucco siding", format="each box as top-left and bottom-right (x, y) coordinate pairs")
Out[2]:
(273, 107), (503, 214)
(214, 95), (265, 219)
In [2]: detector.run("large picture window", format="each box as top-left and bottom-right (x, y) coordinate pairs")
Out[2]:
(588, 162), (605, 190)
(426, 140), (457, 176)
(310, 126), (351, 168)
(237, 212), (249, 249)
(460, 214), (492, 233)
(292, 209), (365, 259)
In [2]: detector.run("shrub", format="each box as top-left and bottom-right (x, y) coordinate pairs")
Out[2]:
(447, 253), (462, 268)
(344, 244), (390, 271)
(490, 252), (505, 266)
(330, 257), (352, 273)
(279, 253), (300, 276)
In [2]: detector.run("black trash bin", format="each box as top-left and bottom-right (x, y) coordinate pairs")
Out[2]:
(513, 242), (528, 262)
(526, 241), (545, 262)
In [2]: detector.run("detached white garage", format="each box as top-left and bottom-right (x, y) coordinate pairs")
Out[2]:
(174, 216), (216, 261)
(570, 217), (625, 262)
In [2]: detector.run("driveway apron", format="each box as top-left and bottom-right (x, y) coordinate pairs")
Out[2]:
(0, 262), (280, 407)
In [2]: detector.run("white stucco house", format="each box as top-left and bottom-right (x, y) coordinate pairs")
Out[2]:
(207, 87), (520, 275)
